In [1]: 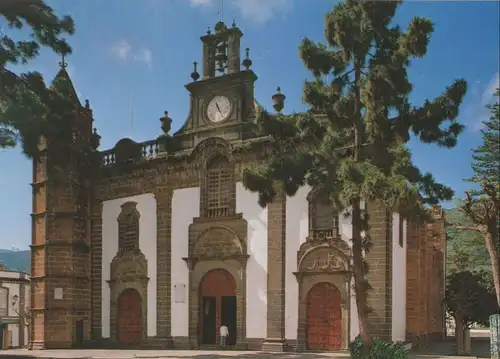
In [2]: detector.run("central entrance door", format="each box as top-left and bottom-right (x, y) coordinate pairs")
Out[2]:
(117, 288), (142, 346)
(306, 282), (342, 350)
(200, 269), (237, 346)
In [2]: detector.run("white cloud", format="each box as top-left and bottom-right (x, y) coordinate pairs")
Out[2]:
(134, 48), (153, 69)
(233, 0), (293, 23)
(464, 72), (499, 132)
(188, 0), (293, 23)
(111, 40), (153, 69)
(111, 40), (132, 60)
(188, 0), (212, 6)
(481, 72), (499, 106)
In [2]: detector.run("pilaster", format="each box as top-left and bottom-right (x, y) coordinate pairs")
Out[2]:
(262, 187), (287, 351)
(154, 188), (173, 347)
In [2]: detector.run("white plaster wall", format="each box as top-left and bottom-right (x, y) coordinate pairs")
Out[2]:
(101, 193), (157, 338)
(0, 275), (30, 348)
(284, 185), (310, 340)
(171, 187), (200, 337)
(236, 182), (268, 339)
(392, 213), (407, 342)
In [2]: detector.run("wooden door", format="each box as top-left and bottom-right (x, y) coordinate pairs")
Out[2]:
(306, 282), (342, 350)
(117, 288), (142, 346)
(200, 269), (236, 345)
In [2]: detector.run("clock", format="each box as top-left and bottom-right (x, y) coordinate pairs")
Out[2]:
(206, 96), (231, 123)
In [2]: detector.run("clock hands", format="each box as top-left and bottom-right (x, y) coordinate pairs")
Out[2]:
(215, 102), (222, 114)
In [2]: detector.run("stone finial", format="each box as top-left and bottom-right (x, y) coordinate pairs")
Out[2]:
(90, 128), (101, 150)
(191, 61), (200, 81)
(85, 99), (90, 109)
(242, 48), (252, 70)
(272, 87), (286, 113)
(160, 111), (172, 135)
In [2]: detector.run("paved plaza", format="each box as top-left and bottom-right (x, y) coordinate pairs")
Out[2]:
(0, 345), (489, 359)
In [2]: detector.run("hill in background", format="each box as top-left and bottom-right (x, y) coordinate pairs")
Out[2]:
(0, 249), (30, 273)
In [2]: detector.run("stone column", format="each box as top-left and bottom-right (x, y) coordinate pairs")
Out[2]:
(364, 200), (392, 341)
(90, 200), (103, 340)
(154, 188), (173, 347)
(262, 188), (287, 351)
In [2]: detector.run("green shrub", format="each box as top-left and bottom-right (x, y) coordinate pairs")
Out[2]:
(349, 336), (409, 359)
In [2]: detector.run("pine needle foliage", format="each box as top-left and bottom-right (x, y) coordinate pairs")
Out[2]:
(0, 0), (75, 156)
(242, 0), (467, 349)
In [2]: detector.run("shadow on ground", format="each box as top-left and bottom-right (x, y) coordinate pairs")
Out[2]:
(411, 337), (490, 358)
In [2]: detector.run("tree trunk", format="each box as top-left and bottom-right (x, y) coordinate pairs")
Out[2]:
(455, 314), (465, 355)
(485, 231), (500, 308)
(352, 198), (373, 347)
(351, 56), (373, 353)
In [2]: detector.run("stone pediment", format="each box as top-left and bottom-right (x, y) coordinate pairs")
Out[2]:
(109, 248), (148, 284)
(297, 243), (349, 275)
(192, 226), (243, 260)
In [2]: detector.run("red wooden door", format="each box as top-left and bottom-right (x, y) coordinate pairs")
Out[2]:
(200, 269), (236, 344)
(117, 288), (142, 346)
(306, 282), (342, 350)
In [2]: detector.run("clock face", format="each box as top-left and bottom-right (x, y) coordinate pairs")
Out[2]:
(206, 96), (231, 123)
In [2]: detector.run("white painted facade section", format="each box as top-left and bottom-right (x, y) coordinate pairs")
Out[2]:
(284, 187), (365, 341)
(171, 187), (200, 337)
(284, 185), (310, 340)
(236, 182), (268, 339)
(0, 271), (30, 348)
(392, 213), (407, 342)
(101, 193), (157, 338)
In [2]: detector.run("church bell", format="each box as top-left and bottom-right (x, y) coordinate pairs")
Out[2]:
(214, 41), (228, 72)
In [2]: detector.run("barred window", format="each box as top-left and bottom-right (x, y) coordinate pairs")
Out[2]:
(118, 202), (140, 250)
(206, 156), (232, 217)
(309, 189), (339, 239)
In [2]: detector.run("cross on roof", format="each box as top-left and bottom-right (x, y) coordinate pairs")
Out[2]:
(59, 53), (68, 69)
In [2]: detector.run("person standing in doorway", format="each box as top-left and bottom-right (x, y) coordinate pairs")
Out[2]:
(220, 323), (229, 347)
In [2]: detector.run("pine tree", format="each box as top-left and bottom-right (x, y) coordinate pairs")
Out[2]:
(471, 89), (500, 190)
(0, 0), (74, 155)
(243, 0), (467, 350)
(455, 89), (500, 308)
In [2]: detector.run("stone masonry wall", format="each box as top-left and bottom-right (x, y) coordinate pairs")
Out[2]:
(406, 207), (446, 346)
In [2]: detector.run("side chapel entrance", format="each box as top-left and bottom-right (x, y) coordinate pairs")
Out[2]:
(200, 269), (237, 346)
(306, 282), (342, 350)
(117, 288), (142, 346)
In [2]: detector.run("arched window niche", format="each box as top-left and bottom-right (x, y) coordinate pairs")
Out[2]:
(204, 155), (234, 218)
(308, 188), (340, 241)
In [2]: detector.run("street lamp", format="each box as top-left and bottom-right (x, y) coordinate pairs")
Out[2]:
(12, 294), (18, 306)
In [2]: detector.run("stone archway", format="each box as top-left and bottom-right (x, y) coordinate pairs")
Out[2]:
(117, 288), (142, 346)
(306, 282), (342, 350)
(294, 241), (351, 351)
(199, 269), (237, 346)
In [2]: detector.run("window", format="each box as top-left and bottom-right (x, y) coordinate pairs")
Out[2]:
(205, 156), (232, 218)
(399, 214), (404, 247)
(118, 202), (140, 251)
(0, 287), (8, 316)
(309, 189), (339, 239)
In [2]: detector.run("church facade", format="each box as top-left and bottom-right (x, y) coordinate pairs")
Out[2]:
(30, 22), (446, 351)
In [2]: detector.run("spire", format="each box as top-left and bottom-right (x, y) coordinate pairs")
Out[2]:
(51, 52), (80, 105)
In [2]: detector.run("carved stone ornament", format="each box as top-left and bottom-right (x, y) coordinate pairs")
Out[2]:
(297, 245), (349, 274)
(192, 226), (243, 260)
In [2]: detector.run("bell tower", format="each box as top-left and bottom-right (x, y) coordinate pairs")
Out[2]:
(174, 20), (258, 146)
(201, 20), (243, 78)
(30, 58), (100, 349)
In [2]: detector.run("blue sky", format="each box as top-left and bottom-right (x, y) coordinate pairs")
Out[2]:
(0, 0), (498, 250)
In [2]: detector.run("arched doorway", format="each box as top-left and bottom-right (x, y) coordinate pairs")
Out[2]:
(306, 282), (342, 350)
(200, 269), (237, 346)
(117, 288), (142, 346)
